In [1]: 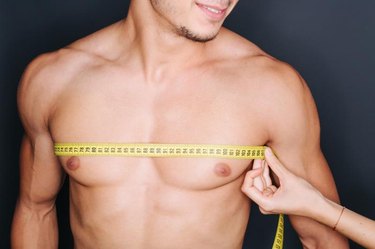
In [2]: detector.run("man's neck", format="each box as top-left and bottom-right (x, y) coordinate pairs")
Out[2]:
(121, 1), (212, 83)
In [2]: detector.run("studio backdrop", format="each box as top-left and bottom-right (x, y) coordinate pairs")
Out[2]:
(1, 1), (374, 248)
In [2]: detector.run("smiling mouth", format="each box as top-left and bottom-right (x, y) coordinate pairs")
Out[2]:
(196, 3), (228, 19)
(201, 5), (225, 14)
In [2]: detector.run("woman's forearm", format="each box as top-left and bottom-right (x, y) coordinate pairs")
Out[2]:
(242, 149), (375, 249)
(312, 197), (375, 249)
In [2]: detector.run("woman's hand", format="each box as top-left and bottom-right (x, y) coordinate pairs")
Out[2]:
(242, 147), (375, 249)
(241, 147), (324, 217)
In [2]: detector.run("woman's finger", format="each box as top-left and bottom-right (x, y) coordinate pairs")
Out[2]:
(269, 185), (278, 192)
(241, 169), (269, 204)
(263, 163), (273, 186)
(264, 147), (288, 178)
(242, 168), (262, 188)
(252, 159), (266, 191)
(263, 187), (275, 197)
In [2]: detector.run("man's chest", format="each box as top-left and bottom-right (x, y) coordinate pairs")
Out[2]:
(50, 74), (266, 143)
(49, 76), (267, 189)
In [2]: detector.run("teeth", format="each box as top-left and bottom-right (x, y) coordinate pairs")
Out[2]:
(204, 6), (222, 14)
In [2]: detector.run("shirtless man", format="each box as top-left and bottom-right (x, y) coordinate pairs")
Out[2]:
(11, 0), (349, 248)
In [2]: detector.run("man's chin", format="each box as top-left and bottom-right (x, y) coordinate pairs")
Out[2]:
(177, 26), (219, 43)
(186, 34), (218, 43)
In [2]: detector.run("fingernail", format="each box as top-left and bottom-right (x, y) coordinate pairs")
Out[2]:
(265, 147), (273, 156)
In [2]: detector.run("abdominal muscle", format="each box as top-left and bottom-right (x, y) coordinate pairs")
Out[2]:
(63, 156), (252, 249)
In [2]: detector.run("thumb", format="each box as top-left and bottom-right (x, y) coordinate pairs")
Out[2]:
(264, 147), (287, 178)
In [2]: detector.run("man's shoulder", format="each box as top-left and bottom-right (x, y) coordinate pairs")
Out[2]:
(220, 32), (319, 142)
(19, 47), (94, 95)
(18, 21), (124, 130)
(216, 30), (305, 95)
(17, 46), (99, 129)
(249, 56), (306, 97)
(19, 19), (120, 99)
(215, 29), (313, 118)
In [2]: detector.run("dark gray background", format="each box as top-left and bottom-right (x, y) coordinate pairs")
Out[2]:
(1, 1), (374, 248)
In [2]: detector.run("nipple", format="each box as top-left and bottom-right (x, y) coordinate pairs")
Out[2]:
(66, 157), (80, 171)
(214, 163), (232, 177)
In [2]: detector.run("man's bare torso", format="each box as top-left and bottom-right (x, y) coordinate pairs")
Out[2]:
(12, 0), (349, 247)
(44, 21), (273, 248)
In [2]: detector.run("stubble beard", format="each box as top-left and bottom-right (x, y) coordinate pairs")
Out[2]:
(176, 26), (218, 43)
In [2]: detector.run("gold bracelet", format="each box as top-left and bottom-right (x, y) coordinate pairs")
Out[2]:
(333, 206), (345, 231)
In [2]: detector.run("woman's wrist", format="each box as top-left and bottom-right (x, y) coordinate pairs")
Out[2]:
(310, 194), (344, 228)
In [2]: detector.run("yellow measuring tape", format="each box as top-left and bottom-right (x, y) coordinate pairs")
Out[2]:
(54, 143), (265, 158)
(54, 143), (284, 249)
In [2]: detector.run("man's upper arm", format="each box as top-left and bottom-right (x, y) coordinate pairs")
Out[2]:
(16, 54), (65, 209)
(18, 135), (64, 209)
(263, 62), (349, 248)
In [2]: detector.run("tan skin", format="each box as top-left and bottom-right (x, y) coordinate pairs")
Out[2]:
(243, 148), (375, 249)
(12, 0), (349, 248)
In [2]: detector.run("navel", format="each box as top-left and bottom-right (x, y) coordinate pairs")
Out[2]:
(66, 156), (80, 171)
(214, 163), (232, 177)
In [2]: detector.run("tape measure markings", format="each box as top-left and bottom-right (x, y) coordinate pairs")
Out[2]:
(272, 214), (284, 249)
(54, 143), (266, 159)
(53, 142), (283, 249)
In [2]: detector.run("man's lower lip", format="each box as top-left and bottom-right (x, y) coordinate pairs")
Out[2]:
(197, 4), (227, 20)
